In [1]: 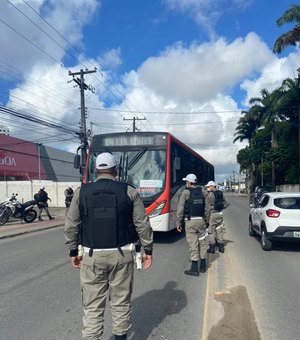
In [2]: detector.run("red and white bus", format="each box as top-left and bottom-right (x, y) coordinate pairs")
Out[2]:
(85, 132), (214, 232)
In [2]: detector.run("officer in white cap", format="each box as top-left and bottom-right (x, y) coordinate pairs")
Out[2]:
(176, 174), (207, 276)
(205, 180), (230, 253)
(64, 152), (153, 340)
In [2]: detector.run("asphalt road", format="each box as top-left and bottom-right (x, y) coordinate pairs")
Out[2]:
(1, 194), (299, 340)
(0, 224), (206, 340)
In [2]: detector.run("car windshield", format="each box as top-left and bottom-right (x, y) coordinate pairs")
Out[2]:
(274, 197), (300, 209)
(88, 149), (166, 198)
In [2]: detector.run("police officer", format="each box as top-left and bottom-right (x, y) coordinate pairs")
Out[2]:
(64, 152), (153, 340)
(176, 174), (207, 276)
(64, 185), (74, 211)
(205, 181), (230, 254)
(35, 186), (54, 221)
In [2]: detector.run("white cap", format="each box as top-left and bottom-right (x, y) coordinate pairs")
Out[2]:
(205, 180), (217, 187)
(40, 185), (45, 190)
(96, 153), (118, 170)
(182, 174), (197, 183)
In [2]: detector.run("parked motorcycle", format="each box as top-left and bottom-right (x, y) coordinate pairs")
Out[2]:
(0, 193), (37, 226)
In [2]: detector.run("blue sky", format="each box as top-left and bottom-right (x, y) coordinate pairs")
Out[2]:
(0, 0), (299, 183)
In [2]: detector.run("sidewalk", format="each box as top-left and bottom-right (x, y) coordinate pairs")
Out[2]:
(0, 207), (67, 239)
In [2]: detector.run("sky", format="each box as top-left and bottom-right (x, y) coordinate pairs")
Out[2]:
(0, 0), (299, 183)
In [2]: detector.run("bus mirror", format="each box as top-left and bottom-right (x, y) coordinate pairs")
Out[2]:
(74, 154), (80, 169)
(174, 157), (181, 170)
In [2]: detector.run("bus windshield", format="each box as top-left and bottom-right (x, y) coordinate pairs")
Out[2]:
(88, 149), (166, 199)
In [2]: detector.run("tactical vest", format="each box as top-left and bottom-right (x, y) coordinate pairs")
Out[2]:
(65, 189), (74, 202)
(213, 190), (224, 211)
(184, 187), (205, 219)
(79, 179), (137, 249)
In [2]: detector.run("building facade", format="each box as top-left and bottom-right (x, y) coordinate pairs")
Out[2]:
(0, 135), (80, 182)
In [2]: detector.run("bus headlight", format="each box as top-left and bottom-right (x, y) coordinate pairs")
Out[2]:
(149, 201), (166, 218)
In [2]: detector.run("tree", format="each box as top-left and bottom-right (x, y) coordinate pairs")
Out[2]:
(273, 4), (300, 54)
(248, 88), (283, 190)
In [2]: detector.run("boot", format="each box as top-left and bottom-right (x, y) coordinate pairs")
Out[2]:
(218, 243), (225, 253)
(115, 335), (127, 340)
(199, 259), (207, 273)
(207, 244), (215, 253)
(49, 216), (54, 220)
(184, 261), (199, 276)
(38, 217), (43, 221)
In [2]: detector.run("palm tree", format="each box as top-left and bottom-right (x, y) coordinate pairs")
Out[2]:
(234, 108), (264, 192)
(278, 76), (300, 186)
(248, 88), (283, 190)
(273, 4), (300, 54)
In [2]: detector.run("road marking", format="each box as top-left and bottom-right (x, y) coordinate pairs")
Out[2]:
(201, 254), (215, 340)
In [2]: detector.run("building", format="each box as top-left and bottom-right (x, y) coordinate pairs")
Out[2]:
(0, 135), (80, 182)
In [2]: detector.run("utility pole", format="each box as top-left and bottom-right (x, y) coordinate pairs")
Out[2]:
(297, 68), (300, 191)
(123, 116), (146, 132)
(68, 68), (96, 177)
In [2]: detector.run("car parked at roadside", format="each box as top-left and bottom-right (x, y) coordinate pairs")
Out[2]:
(249, 186), (273, 206)
(249, 192), (300, 250)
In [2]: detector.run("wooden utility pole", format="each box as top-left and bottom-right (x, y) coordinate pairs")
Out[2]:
(123, 116), (146, 132)
(68, 68), (96, 177)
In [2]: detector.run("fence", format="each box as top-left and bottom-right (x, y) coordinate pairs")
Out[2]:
(0, 181), (81, 207)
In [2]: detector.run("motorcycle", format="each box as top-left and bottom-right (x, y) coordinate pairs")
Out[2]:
(0, 193), (37, 226)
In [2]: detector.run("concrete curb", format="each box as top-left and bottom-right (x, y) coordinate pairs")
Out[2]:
(0, 221), (64, 239)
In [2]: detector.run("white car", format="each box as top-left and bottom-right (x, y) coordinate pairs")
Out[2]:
(249, 192), (300, 250)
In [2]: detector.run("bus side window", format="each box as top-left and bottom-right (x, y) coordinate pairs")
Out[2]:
(172, 156), (181, 184)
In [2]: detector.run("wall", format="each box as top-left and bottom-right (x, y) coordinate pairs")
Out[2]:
(0, 181), (81, 207)
(277, 184), (300, 192)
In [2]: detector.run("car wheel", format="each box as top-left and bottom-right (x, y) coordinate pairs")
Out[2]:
(249, 219), (255, 236)
(261, 227), (272, 251)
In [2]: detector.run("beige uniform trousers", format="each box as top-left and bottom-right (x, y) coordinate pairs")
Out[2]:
(208, 211), (224, 244)
(185, 219), (207, 261)
(80, 249), (134, 339)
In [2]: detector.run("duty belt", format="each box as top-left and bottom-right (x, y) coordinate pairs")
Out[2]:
(83, 243), (134, 253)
(185, 216), (203, 221)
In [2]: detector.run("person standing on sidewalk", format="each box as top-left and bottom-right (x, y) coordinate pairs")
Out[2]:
(34, 186), (54, 221)
(64, 152), (153, 340)
(176, 174), (207, 277)
(205, 181), (230, 254)
(64, 186), (74, 213)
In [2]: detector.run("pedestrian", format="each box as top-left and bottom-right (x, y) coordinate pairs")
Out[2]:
(176, 173), (207, 277)
(205, 181), (230, 254)
(64, 185), (74, 211)
(64, 152), (153, 340)
(34, 186), (54, 221)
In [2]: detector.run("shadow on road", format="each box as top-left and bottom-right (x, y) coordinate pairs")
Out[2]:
(124, 281), (187, 340)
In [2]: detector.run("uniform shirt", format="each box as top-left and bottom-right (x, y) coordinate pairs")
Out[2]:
(176, 186), (206, 227)
(64, 174), (153, 255)
(205, 190), (230, 219)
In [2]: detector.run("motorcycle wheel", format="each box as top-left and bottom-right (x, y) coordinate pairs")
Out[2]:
(0, 209), (9, 226)
(23, 209), (37, 223)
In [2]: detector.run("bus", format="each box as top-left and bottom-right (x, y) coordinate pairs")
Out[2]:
(83, 132), (214, 232)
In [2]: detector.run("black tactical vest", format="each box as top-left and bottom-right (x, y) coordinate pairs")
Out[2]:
(213, 190), (224, 211)
(184, 187), (205, 219)
(79, 179), (137, 249)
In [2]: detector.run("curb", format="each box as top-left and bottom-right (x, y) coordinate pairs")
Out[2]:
(0, 221), (65, 240)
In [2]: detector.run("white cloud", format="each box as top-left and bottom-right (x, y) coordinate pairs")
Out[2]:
(163, 0), (253, 37)
(136, 33), (271, 104)
(241, 52), (300, 105)
(0, 0), (99, 79)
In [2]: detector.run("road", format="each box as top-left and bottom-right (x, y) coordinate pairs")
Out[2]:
(0, 194), (299, 340)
